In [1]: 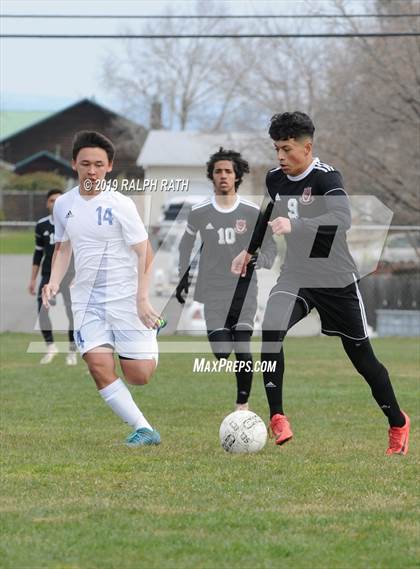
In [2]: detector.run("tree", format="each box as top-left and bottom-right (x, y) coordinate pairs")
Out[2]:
(101, 0), (419, 225)
(317, 0), (420, 224)
(3, 171), (67, 192)
(101, 2), (255, 131)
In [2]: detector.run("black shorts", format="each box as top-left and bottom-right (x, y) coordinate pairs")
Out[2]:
(268, 273), (369, 341)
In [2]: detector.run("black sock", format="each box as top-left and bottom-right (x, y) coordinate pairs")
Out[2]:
(261, 329), (285, 417)
(261, 295), (307, 418)
(341, 338), (405, 427)
(234, 353), (253, 404)
(233, 329), (253, 404)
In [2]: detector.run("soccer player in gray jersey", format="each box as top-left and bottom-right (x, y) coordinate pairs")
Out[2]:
(176, 148), (277, 410)
(232, 112), (410, 455)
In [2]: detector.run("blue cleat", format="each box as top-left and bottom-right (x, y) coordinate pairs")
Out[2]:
(125, 427), (161, 447)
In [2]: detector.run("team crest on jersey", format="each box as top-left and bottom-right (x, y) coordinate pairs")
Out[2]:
(234, 219), (247, 234)
(299, 187), (314, 205)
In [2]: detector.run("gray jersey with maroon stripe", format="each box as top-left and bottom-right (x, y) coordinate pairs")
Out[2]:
(178, 195), (277, 303)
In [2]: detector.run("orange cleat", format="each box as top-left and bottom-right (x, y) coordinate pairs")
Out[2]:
(386, 411), (410, 455)
(269, 413), (293, 446)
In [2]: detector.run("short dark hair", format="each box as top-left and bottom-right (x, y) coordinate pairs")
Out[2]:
(206, 147), (250, 190)
(72, 130), (115, 162)
(46, 189), (63, 199)
(269, 111), (315, 141)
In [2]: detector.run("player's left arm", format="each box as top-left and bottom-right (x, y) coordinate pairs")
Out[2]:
(132, 240), (160, 329)
(118, 197), (161, 328)
(270, 172), (351, 236)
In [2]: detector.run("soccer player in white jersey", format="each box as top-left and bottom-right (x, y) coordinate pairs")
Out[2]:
(43, 131), (161, 447)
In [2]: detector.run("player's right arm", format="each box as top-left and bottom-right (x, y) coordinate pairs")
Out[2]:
(42, 198), (71, 307)
(28, 222), (43, 295)
(42, 240), (72, 307)
(176, 210), (198, 304)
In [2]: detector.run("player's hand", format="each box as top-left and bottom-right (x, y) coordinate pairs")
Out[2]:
(42, 282), (59, 308)
(28, 280), (36, 295)
(175, 272), (190, 304)
(248, 254), (259, 270)
(138, 298), (160, 329)
(231, 250), (252, 277)
(268, 217), (291, 235)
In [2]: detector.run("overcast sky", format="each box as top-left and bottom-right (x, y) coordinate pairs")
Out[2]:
(1, 0), (370, 114)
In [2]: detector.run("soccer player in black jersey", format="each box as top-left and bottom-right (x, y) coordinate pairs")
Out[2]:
(176, 148), (277, 410)
(28, 189), (77, 365)
(232, 112), (410, 455)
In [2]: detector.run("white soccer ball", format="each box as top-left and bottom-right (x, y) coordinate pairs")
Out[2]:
(219, 410), (268, 454)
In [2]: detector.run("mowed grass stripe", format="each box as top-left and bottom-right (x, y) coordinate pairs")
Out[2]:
(1, 334), (419, 569)
(0, 230), (34, 255)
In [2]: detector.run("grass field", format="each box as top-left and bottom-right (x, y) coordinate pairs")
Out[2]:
(1, 334), (419, 569)
(0, 230), (34, 255)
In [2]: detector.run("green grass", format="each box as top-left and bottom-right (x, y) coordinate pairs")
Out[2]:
(1, 334), (419, 569)
(0, 230), (34, 254)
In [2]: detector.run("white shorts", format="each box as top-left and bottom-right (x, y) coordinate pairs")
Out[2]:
(73, 307), (158, 362)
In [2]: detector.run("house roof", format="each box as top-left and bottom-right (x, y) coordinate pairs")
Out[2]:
(137, 130), (272, 168)
(0, 111), (52, 139)
(14, 150), (73, 171)
(0, 98), (139, 143)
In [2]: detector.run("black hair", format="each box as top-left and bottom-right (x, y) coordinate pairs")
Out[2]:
(269, 111), (315, 141)
(72, 130), (115, 162)
(206, 147), (250, 190)
(46, 189), (63, 199)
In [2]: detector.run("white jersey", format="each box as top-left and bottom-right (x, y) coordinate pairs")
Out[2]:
(53, 186), (147, 311)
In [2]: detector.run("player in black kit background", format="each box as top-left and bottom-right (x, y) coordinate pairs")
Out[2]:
(28, 189), (77, 365)
(176, 148), (277, 410)
(232, 112), (410, 455)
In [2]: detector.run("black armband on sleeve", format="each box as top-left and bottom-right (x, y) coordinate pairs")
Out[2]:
(247, 197), (274, 255)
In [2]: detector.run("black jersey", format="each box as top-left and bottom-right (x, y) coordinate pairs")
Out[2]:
(266, 158), (358, 287)
(178, 195), (277, 303)
(33, 215), (56, 276)
(33, 215), (74, 281)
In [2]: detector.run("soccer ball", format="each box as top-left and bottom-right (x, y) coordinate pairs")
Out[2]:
(219, 410), (267, 454)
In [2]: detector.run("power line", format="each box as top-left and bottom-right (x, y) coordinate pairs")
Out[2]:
(1, 33), (419, 39)
(1, 13), (420, 19)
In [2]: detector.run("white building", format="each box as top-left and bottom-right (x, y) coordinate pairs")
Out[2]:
(136, 130), (272, 227)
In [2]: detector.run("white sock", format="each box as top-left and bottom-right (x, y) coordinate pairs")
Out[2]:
(99, 378), (153, 431)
